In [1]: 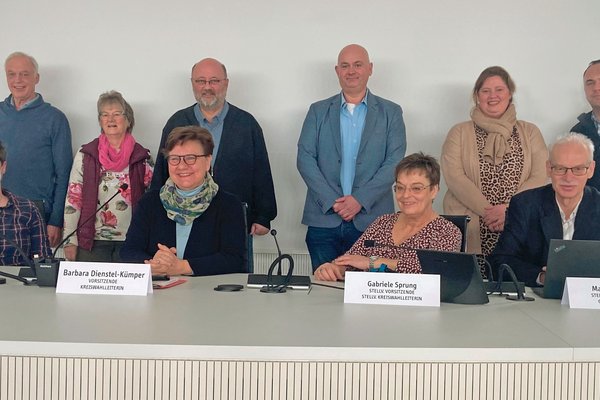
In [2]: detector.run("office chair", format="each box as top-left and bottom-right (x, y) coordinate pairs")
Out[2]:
(440, 215), (470, 252)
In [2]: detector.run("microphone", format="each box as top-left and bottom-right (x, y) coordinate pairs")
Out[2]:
(270, 229), (283, 275)
(33, 183), (128, 287)
(52, 183), (128, 258)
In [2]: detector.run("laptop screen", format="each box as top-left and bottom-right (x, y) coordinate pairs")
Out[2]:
(543, 239), (600, 299)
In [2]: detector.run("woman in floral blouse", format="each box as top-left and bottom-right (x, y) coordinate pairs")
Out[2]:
(62, 91), (153, 262)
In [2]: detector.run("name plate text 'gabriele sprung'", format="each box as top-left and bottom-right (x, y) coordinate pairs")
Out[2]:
(344, 271), (439, 307)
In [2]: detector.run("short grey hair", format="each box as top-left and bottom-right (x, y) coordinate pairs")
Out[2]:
(549, 133), (595, 163)
(5, 52), (39, 73)
(97, 90), (135, 132)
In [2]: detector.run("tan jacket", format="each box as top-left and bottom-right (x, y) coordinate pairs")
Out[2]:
(441, 120), (548, 253)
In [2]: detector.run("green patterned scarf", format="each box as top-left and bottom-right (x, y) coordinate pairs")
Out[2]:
(159, 173), (219, 225)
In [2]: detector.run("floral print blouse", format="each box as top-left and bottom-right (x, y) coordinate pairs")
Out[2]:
(63, 150), (153, 246)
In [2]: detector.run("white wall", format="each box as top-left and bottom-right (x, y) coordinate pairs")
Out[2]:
(1, 0), (598, 254)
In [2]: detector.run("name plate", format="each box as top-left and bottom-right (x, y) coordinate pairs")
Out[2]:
(344, 271), (440, 307)
(56, 261), (152, 296)
(561, 277), (600, 309)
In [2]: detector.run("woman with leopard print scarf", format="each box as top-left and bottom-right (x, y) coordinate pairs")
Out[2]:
(441, 66), (548, 262)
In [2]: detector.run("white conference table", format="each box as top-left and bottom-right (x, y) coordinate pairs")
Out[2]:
(1, 269), (599, 399)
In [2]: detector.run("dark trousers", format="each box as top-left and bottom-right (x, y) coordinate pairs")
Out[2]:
(305, 221), (363, 272)
(77, 240), (123, 263)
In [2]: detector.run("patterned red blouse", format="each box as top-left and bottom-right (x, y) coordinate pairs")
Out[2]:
(346, 213), (462, 273)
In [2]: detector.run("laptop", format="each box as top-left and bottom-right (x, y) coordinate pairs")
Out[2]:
(534, 239), (600, 299)
(416, 249), (488, 304)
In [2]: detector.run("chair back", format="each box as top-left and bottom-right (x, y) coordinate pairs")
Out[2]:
(440, 215), (470, 252)
(241, 202), (253, 273)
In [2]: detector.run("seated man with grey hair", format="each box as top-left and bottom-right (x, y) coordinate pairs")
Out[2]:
(490, 133), (600, 286)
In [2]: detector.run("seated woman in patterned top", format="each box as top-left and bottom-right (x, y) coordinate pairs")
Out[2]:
(314, 153), (462, 281)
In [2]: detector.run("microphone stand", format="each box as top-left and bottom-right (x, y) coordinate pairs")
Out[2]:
(52, 183), (128, 259)
(260, 228), (295, 294)
(270, 229), (283, 275)
(35, 183), (128, 287)
(498, 263), (535, 301)
(0, 234), (38, 285)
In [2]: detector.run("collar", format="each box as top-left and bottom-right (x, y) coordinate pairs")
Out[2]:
(194, 101), (229, 124)
(556, 194), (583, 222)
(10, 93), (40, 110)
(0, 189), (14, 209)
(340, 89), (369, 108)
(175, 181), (206, 198)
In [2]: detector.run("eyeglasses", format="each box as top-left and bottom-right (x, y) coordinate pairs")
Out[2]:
(550, 165), (590, 176)
(166, 154), (209, 166)
(393, 184), (431, 194)
(192, 79), (226, 86)
(6, 71), (34, 80)
(99, 111), (126, 119)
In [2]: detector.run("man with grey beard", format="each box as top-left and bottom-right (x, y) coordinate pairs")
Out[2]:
(150, 58), (277, 269)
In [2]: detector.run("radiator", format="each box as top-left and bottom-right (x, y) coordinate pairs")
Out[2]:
(2, 357), (599, 399)
(252, 253), (313, 276)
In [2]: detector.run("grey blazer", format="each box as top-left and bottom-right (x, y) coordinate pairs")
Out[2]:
(297, 91), (406, 231)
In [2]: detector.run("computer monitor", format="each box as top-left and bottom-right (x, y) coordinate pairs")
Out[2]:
(417, 249), (489, 304)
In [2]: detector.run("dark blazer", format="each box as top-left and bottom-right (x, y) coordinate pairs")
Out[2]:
(490, 184), (600, 286)
(120, 189), (246, 276)
(571, 111), (600, 191)
(296, 91), (406, 231)
(150, 103), (277, 229)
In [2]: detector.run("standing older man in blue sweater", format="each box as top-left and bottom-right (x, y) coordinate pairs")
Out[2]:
(0, 52), (72, 247)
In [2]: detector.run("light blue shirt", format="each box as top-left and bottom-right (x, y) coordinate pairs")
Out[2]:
(339, 93), (368, 195)
(194, 102), (229, 167)
(10, 93), (39, 110)
(174, 184), (205, 259)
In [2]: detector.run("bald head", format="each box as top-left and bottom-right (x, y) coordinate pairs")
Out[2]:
(335, 44), (373, 102)
(191, 58), (227, 78)
(337, 44), (370, 65)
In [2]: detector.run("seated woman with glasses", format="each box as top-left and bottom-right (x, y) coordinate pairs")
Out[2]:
(120, 126), (246, 276)
(62, 91), (154, 262)
(314, 153), (462, 281)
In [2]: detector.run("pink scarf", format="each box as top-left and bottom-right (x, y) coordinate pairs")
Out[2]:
(98, 133), (136, 172)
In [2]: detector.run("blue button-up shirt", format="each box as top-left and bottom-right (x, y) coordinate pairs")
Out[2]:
(339, 93), (368, 195)
(194, 102), (230, 167)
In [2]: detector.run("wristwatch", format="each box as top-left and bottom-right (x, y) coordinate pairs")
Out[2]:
(369, 255), (378, 269)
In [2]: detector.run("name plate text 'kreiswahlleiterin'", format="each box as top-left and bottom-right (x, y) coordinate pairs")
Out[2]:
(56, 261), (152, 296)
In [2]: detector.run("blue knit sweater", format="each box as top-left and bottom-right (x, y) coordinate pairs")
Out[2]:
(0, 94), (72, 227)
